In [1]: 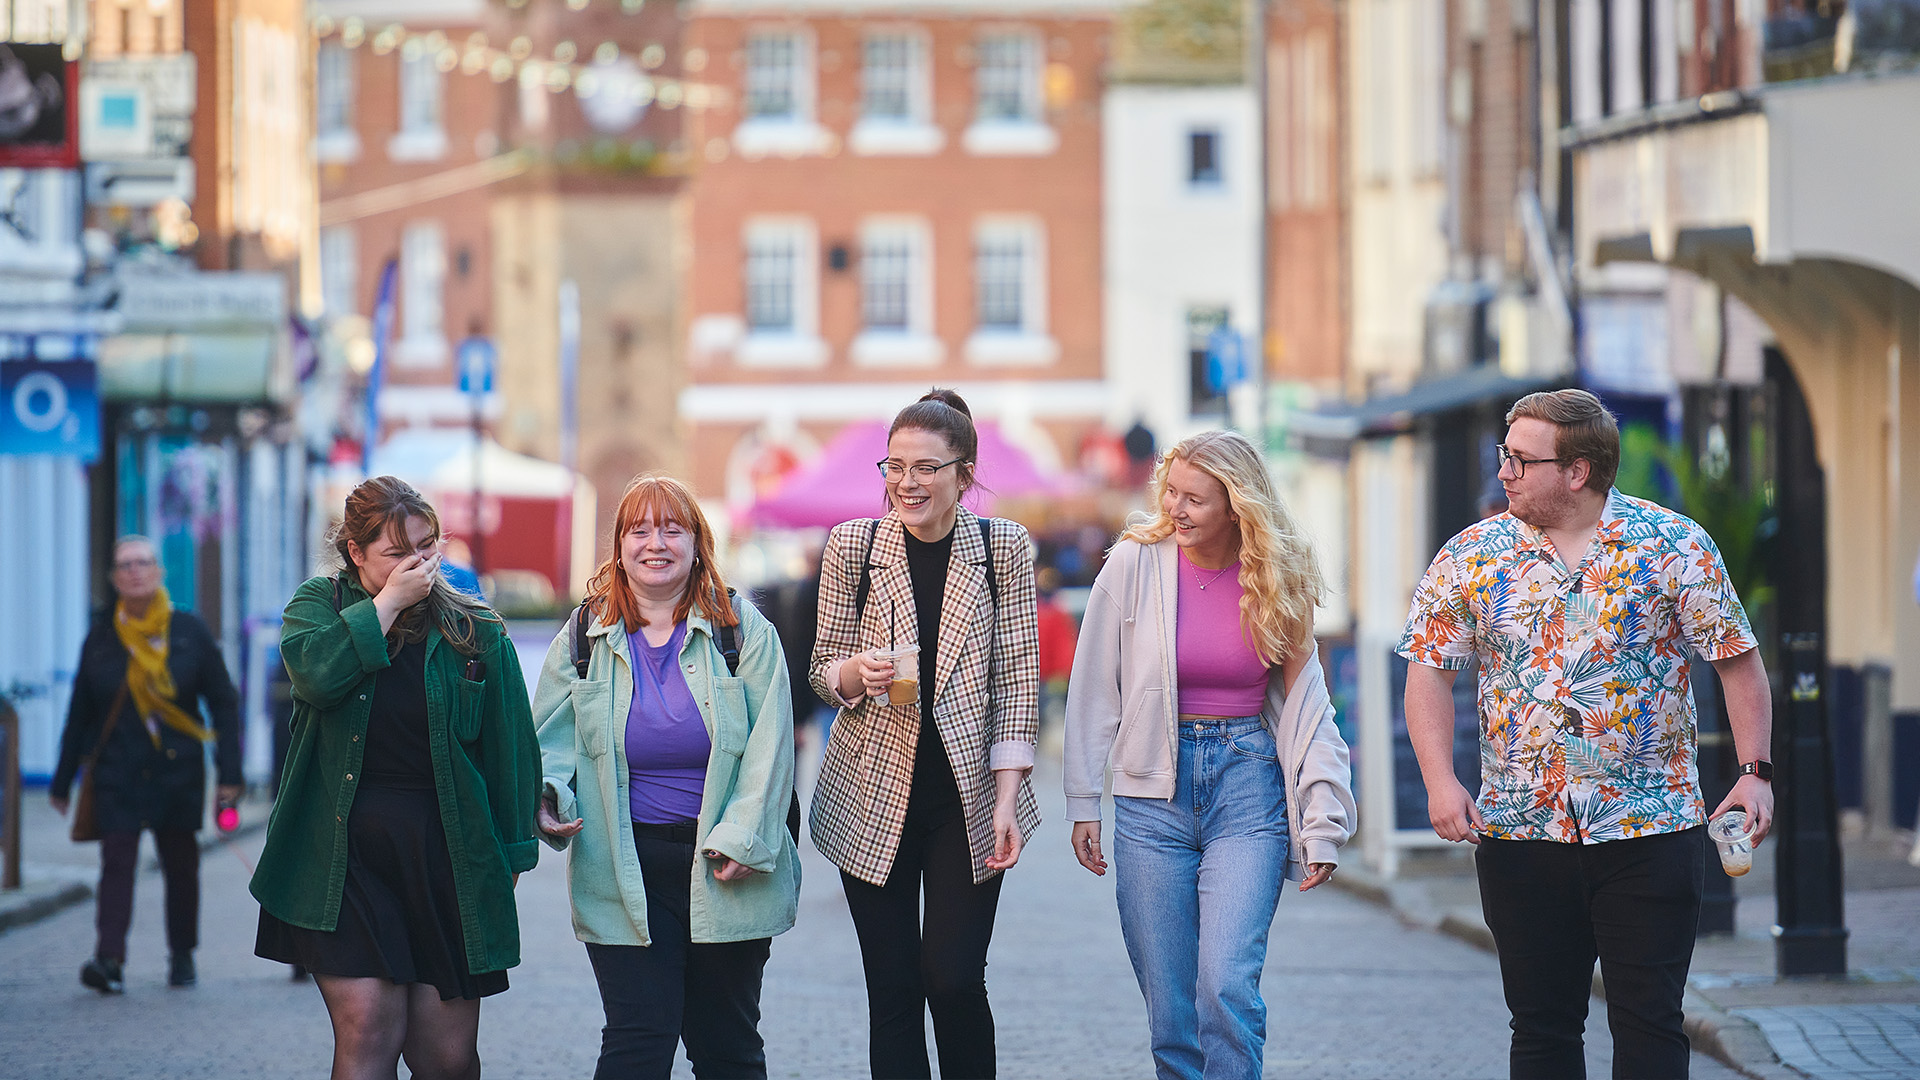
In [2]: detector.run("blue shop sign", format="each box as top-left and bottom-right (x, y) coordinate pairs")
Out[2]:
(0, 359), (102, 460)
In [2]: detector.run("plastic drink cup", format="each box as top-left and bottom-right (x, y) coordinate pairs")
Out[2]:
(879, 645), (921, 706)
(1708, 810), (1755, 877)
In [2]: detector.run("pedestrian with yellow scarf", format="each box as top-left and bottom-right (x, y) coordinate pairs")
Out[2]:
(50, 535), (243, 994)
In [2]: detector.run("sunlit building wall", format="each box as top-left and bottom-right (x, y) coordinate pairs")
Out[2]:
(680, 0), (1118, 511)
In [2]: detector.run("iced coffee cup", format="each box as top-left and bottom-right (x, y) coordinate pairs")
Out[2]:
(1708, 809), (1756, 877)
(878, 645), (920, 706)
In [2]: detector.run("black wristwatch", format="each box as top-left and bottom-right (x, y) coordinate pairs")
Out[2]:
(1738, 760), (1774, 782)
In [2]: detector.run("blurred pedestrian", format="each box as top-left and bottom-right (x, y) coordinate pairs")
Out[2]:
(1064, 430), (1354, 1080)
(50, 535), (242, 994)
(251, 476), (542, 1080)
(810, 388), (1040, 1080)
(1401, 390), (1774, 1080)
(1034, 567), (1077, 741)
(530, 474), (798, 1080)
(752, 549), (830, 757)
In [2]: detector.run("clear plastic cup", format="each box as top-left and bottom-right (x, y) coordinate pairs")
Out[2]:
(877, 645), (920, 706)
(1708, 809), (1756, 877)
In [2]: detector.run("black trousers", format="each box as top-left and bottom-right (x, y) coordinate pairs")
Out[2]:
(1476, 828), (1705, 1080)
(840, 783), (1004, 1080)
(96, 828), (198, 964)
(584, 823), (772, 1080)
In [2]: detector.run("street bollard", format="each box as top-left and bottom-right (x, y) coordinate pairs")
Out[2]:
(1, 697), (19, 891)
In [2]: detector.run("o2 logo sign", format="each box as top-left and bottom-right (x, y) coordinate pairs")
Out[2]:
(0, 360), (99, 460)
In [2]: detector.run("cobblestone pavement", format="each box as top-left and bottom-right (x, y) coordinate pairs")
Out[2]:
(1728, 1005), (1920, 1080)
(1, 749), (1749, 1079)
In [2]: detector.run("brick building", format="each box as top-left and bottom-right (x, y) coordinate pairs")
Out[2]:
(679, 0), (1118, 509)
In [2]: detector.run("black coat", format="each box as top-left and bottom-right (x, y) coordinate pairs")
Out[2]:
(51, 609), (242, 834)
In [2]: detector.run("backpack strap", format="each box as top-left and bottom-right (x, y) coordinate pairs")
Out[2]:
(715, 588), (741, 677)
(978, 516), (996, 604)
(852, 518), (881, 624)
(569, 603), (591, 678)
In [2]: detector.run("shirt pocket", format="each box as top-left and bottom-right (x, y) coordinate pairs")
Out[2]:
(452, 677), (486, 743)
(709, 676), (750, 757)
(1112, 687), (1166, 776)
(572, 680), (612, 758)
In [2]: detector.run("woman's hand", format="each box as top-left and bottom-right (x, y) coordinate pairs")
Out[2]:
(1070, 820), (1107, 876)
(837, 650), (896, 701)
(985, 770), (1025, 871)
(1299, 863), (1335, 892)
(706, 851), (758, 882)
(372, 551), (440, 632)
(536, 795), (583, 839)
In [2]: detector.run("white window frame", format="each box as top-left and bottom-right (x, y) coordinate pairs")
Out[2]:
(315, 43), (359, 162)
(739, 217), (825, 368)
(964, 29), (1056, 156)
(852, 28), (944, 156)
(320, 224), (358, 319)
(390, 50), (447, 161)
(734, 27), (830, 157)
(1361, 0), (1397, 183)
(1410, 0), (1443, 176)
(965, 216), (1056, 366)
(853, 217), (941, 367)
(397, 220), (448, 366)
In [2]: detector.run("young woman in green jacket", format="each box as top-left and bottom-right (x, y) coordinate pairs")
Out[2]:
(251, 476), (541, 1080)
(531, 474), (799, 1080)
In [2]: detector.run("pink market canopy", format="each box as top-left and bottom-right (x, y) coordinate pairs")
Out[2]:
(746, 420), (1074, 529)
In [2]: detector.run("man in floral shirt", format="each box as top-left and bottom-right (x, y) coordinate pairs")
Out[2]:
(1400, 389), (1775, 1080)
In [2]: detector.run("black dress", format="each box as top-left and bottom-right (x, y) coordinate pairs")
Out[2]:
(255, 639), (508, 1000)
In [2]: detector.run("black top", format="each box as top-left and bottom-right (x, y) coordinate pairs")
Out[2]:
(360, 639), (434, 790)
(51, 608), (242, 833)
(903, 528), (957, 807)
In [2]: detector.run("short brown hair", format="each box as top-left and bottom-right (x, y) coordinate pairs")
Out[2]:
(1505, 389), (1620, 491)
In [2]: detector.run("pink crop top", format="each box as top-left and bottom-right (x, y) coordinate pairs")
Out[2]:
(1174, 552), (1271, 717)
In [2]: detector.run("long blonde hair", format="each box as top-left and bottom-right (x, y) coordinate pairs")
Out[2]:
(1121, 430), (1325, 665)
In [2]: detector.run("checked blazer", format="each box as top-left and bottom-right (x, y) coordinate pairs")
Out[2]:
(808, 507), (1042, 886)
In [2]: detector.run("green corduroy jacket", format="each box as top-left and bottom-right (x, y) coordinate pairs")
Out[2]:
(249, 573), (542, 974)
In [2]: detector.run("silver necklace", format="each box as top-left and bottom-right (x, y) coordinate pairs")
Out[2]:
(1190, 558), (1235, 590)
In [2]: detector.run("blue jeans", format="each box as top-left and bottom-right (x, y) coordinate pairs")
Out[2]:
(1114, 718), (1290, 1080)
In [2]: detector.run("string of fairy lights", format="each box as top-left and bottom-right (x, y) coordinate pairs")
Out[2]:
(308, 10), (729, 113)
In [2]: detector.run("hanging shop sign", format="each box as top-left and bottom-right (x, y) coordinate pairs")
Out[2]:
(0, 43), (78, 168)
(0, 357), (100, 459)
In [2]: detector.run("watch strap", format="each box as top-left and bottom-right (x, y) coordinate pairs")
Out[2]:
(1738, 760), (1774, 781)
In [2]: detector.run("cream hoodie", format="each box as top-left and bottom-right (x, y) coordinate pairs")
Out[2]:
(1062, 538), (1357, 878)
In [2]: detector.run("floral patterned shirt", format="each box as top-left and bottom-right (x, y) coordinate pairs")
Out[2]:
(1397, 489), (1757, 843)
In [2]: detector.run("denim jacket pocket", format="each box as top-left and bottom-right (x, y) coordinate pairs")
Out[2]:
(709, 677), (749, 757)
(572, 681), (612, 758)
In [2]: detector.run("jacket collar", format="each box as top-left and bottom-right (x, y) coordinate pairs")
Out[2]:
(867, 507), (988, 569)
(868, 507), (988, 700)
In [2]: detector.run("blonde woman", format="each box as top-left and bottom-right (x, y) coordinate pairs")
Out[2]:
(1063, 430), (1355, 1080)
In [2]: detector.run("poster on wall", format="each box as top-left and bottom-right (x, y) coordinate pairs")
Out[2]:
(0, 43), (78, 168)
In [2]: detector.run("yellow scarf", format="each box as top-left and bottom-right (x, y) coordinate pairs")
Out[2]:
(114, 587), (213, 744)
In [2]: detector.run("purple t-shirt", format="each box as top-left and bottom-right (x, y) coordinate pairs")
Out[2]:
(625, 622), (711, 824)
(1174, 552), (1271, 717)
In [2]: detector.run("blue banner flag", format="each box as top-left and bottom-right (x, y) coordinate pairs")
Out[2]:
(363, 258), (399, 472)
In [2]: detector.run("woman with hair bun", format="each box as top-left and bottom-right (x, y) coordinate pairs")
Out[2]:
(1063, 430), (1356, 1080)
(252, 475), (541, 1080)
(809, 388), (1041, 1080)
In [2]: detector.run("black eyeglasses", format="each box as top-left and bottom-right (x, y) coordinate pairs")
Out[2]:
(113, 557), (159, 572)
(876, 457), (966, 483)
(1495, 445), (1566, 478)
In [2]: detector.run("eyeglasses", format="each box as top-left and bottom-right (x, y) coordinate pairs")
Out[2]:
(876, 457), (965, 483)
(113, 557), (158, 572)
(1495, 445), (1566, 479)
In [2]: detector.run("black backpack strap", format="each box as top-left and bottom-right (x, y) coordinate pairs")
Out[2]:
(715, 588), (741, 677)
(570, 603), (591, 678)
(978, 516), (996, 604)
(852, 518), (880, 623)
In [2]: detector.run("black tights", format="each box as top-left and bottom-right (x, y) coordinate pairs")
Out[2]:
(840, 790), (1003, 1080)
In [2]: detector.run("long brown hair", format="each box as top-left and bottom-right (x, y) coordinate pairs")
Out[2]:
(581, 474), (738, 632)
(332, 475), (499, 657)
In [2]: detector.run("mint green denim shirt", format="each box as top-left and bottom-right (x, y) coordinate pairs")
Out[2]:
(530, 596), (799, 946)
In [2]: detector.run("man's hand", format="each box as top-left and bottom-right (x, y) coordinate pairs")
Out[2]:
(1429, 777), (1485, 844)
(1712, 774), (1774, 847)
